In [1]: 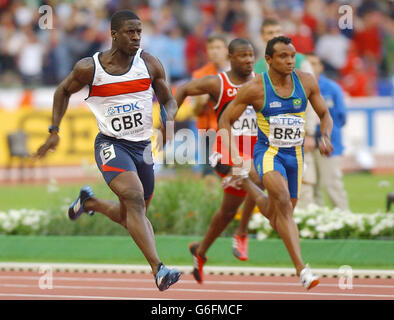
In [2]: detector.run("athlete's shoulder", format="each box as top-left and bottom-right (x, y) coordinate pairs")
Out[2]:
(140, 50), (156, 63)
(73, 57), (95, 84)
(140, 50), (165, 80)
(140, 50), (160, 68)
(74, 57), (95, 72)
(238, 74), (263, 98)
(295, 69), (315, 84)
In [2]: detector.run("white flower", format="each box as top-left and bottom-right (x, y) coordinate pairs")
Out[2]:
(2, 220), (16, 232)
(317, 232), (325, 239)
(256, 231), (268, 240)
(252, 205), (394, 240)
(300, 228), (314, 239)
(294, 217), (302, 224)
(8, 209), (22, 223)
(306, 218), (317, 226)
(248, 213), (264, 230)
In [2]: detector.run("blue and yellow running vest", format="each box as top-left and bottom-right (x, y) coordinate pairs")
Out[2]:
(256, 71), (308, 149)
(253, 71), (308, 199)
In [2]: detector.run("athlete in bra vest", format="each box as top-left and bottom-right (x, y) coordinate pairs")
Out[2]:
(219, 36), (333, 290)
(36, 10), (181, 291)
(175, 38), (264, 283)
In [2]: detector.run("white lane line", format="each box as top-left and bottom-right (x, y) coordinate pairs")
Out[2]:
(0, 293), (165, 300)
(0, 275), (393, 289)
(0, 283), (393, 298)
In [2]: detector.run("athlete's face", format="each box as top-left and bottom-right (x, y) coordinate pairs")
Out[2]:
(265, 42), (296, 75)
(229, 44), (255, 77)
(206, 39), (228, 65)
(112, 19), (142, 56)
(261, 24), (283, 43)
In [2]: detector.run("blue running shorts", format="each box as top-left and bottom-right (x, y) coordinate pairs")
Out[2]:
(94, 133), (154, 200)
(253, 142), (304, 199)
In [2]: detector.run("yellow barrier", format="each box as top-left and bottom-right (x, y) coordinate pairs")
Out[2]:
(1, 100), (195, 167)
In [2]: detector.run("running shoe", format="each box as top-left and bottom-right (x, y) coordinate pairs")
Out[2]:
(68, 185), (95, 221)
(155, 263), (181, 291)
(300, 264), (320, 290)
(189, 242), (207, 284)
(232, 233), (249, 261)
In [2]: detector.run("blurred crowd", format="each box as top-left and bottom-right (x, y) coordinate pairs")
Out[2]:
(0, 0), (393, 96)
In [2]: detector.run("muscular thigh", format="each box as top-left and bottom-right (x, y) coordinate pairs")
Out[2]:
(95, 133), (154, 200)
(255, 144), (303, 200)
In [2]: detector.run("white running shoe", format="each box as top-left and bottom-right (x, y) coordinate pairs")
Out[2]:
(300, 264), (320, 290)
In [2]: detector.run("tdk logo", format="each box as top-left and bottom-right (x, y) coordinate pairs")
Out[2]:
(106, 102), (140, 116)
(271, 117), (303, 125)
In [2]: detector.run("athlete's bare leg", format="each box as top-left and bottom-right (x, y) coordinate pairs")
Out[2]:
(86, 193), (154, 229)
(234, 194), (255, 236)
(84, 171), (161, 274)
(234, 163), (266, 235)
(229, 168), (305, 275)
(262, 171), (305, 276)
(197, 192), (245, 258)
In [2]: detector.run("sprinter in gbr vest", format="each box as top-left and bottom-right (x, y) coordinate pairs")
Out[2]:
(174, 38), (264, 284)
(36, 10), (181, 291)
(219, 36), (333, 290)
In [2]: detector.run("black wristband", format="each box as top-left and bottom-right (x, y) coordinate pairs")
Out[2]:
(48, 125), (59, 133)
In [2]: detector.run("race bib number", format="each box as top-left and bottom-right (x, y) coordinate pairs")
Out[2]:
(100, 144), (116, 165)
(268, 114), (304, 147)
(231, 106), (257, 136)
(105, 102), (145, 136)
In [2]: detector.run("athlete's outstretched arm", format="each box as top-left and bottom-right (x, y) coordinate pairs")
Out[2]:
(218, 76), (262, 166)
(174, 75), (220, 109)
(36, 58), (94, 158)
(301, 72), (333, 156)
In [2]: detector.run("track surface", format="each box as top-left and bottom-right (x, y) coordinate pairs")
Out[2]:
(0, 270), (393, 300)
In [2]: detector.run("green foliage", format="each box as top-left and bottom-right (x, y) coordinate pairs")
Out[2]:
(147, 177), (229, 236)
(0, 172), (393, 237)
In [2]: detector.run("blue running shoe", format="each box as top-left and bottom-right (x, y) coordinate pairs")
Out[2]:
(68, 185), (95, 221)
(155, 263), (181, 291)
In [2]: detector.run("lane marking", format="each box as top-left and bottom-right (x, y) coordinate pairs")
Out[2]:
(0, 293), (166, 300)
(0, 275), (393, 289)
(1, 283), (393, 298)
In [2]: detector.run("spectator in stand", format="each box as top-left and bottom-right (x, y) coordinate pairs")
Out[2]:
(17, 26), (45, 87)
(191, 34), (230, 177)
(339, 41), (376, 96)
(167, 26), (187, 83)
(185, 22), (208, 75)
(353, 7), (383, 85)
(287, 13), (315, 54)
(0, 0), (390, 96)
(298, 53), (349, 211)
(315, 19), (349, 78)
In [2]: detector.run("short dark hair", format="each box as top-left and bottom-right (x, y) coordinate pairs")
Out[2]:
(261, 18), (280, 31)
(111, 10), (140, 31)
(265, 36), (292, 57)
(206, 33), (227, 46)
(228, 38), (252, 54)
